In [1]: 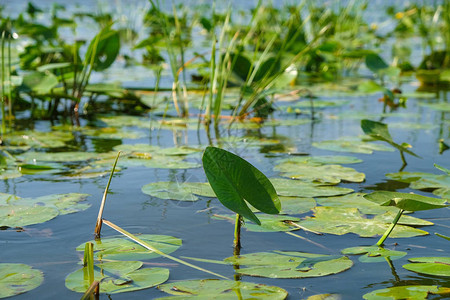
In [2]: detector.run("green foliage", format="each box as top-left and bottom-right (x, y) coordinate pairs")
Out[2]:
(202, 146), (280, 225)
(363, 285), (450, 300)
(403, 257), (450, 277)
(364, 191), (448, 211)
(0, 263), (43, 298)
(342, 246), (406, 263)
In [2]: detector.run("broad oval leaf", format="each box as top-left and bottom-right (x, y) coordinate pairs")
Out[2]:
(363, 285), (450, 300)
(363, 191), (448, 211)
(157, 279), (288, 299)
(202, 147), (280, 225)
(0, 205), (59, 227)
(270, 178), (353, 197)
(77, 235), (182, 261)
(403, 257), (450, 277)
(0, 263), (43, 298)
(341, 246), (406, 263)
(65, 261), (169, 294)
(141, 182), (215, 201)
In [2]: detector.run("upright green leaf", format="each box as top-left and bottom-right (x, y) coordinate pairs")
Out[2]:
(202, 147), (280, 225)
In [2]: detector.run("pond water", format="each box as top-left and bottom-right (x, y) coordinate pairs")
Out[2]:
(0, 1), (449, 299)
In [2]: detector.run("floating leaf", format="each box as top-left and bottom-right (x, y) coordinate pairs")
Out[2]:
(276, 156), (362, 165)
(0, 205), (59, 227)
(293, 100), (350, 109)
(278, 196), (316, 214)
(341, 246), (406, 263)
(276, 163), (365, 184)
(4, 131), (73, 148)
(202, 147), (280, 225)
(363, 191), (448, 212)
(419, 102), (450, 112)
(77, 235), (182, 261)
(403, 257), (450, 277)
(298, 207), (428, 238)
(120, 155), (201, 169)
(17, 151), (113, 162)
(0, 169), (22, 180)
(313, 137), (394, 154)
(363, 285), (450, 300)
(157, 279), (288, 299)
(361, 119), (420, 158)
(270, 178), (353, 197)
(141, 182), (215, 201)
(224, 251), (353, 278)
(65, 261), (169, 294)
(316, 193), (398, 215)
(306, 294), (342, 300)
(0, 263), (43, 298)
(244, 215), (301, 232)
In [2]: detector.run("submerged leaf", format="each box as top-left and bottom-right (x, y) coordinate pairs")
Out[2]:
(157, 279), (288, 299)
(65, 261), (169, 294)
(224, 251), (352, 278)
(202, 147), (280, 225)
(403, 257), (450, 277)
(0, 263), (43, 298)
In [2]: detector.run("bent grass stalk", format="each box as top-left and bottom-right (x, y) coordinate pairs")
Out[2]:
(376, 209), (404, 246)
(94, 151), (121, 238)
(102, 219), (228, 280)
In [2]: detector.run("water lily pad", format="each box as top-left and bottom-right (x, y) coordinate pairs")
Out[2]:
(224, 251), (353, 278)
(278, 196), (316, 214)
(270, 178), (353, 197)
(276, 163), (365, 184)
(316, 193), (398, 215)
(276, 155), (362, 165)
(363, 285), (450, 300)
(77, 234), (182, 261)
(113, 143), (160, 154)
(293, 100), (350, 108)
(0, 263), (43, 298)
(3, 131), (73, 148)
(0, 205), (59, 227)
(98, 115), (151, 128)
(0, 168), (22, 180)
(298, 207), (428, 238)
(65, 261), (169, 294)
(363, 191), (448, 211)
(403, 257), (450, 277)
(341, 246), (406, 263)
(142, 182), (215, 201)
(419, 102), (450, 112)
(306, 294), (342, 300)
(313, 137), (394, 154)
(120, 155), (201, 169)
(156, 146), (203, 156)
(244, 215), (301, 232)
(17, 151), (113, 162)
(157, 279), (288, 299)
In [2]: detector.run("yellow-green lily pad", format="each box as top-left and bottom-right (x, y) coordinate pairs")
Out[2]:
(224, 251), (353, 278)
(403, 257), (450, 277)
(363, 285), (450, 299)
(0, 205), (59, 227)
(0, 263), (43, 298)
(341, 246), (406, 263)
(270, 178), (353, 197)
(316, 193), (398, 215)
(313, 137), (394, 154)
(157, 279), (288, 299)
(65, 261), (169, 294)
(142, 182), (215, 201)
(77, 234), (182, 261)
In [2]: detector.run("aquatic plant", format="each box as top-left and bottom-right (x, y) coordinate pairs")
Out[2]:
(202, 146), (280, 254)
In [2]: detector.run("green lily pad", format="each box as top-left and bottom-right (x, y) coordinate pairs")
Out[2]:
(141, 182), (215, 201)
(313, 137), (394, 154)
(0, 263), (43, 298)
(270, 178), (353, 197)
(306, 294), (342, 300)
(98, 115), (151, 128)
(3, 131), (73, 148)
(244, 215), (301, 232)
(341, 246), (406, 263)
(120, 155), (201, 169)
(316, 193), (398, 215)
(386, 171), (434, 183)
(113, 143), (160, 154)
(419, 102), (450, 112)
(276, 163), (365, 184)
(0, 168), (22, 180)
(276, 155), (362, 165)
(298, 207), (429, 238)
(293, 100), (350, 108)
(224, 251), (353, 278)
(156, 146), (203, 156)
(17, 151), (113, 162)
(65, 261), (169, 294)
(403, 257), (450, 277)
(278, 196), (316, 214)
(411, 175), (450, 191)
(0, 205), (59, 227)
(363, 191), (448, 211)
(157, 279), (288, 299)
(77, 234), (182, 261)
(363, 285), (450, 300)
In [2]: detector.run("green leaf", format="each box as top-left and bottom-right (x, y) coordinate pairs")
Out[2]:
(419, 102), (450, 112)
(141, 182), (215, 201)
(276, 163), (365, 184)
(365, 53), (388, 73)
(403, 257), (450, 277)
(223, 251), (353, 278)
(341, 246), (406, 263)
(361, 119), (420, 158)
(363, 191), (448, 212)
(244, 215), (301, 232)
(316, 193), (398, 215)
(21, 71), (58, 94)
(0, 263), (43, 298)
(278, 196), (316, 215)
(270, 178), (353, 197)
(276, 156), (362, 166)
(65, 261), (169, 294)
(202, 147), (280, 225)
(313, 137), (394, 154)
(436, 233), (450, 241)
(358, 80), (384, 93)
(298, 207), (429, 238)
(77, 235), (182, 261)
(157, 279), (288, 299)
(86, 26), (120, 71)
(0, 205), (59, 227)
(434, 164), (450, 175)
(363, 285), (450, 300)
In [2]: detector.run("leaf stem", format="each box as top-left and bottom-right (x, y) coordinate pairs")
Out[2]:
(233, 214), (242, 256)
(376, 209), (404, 246)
